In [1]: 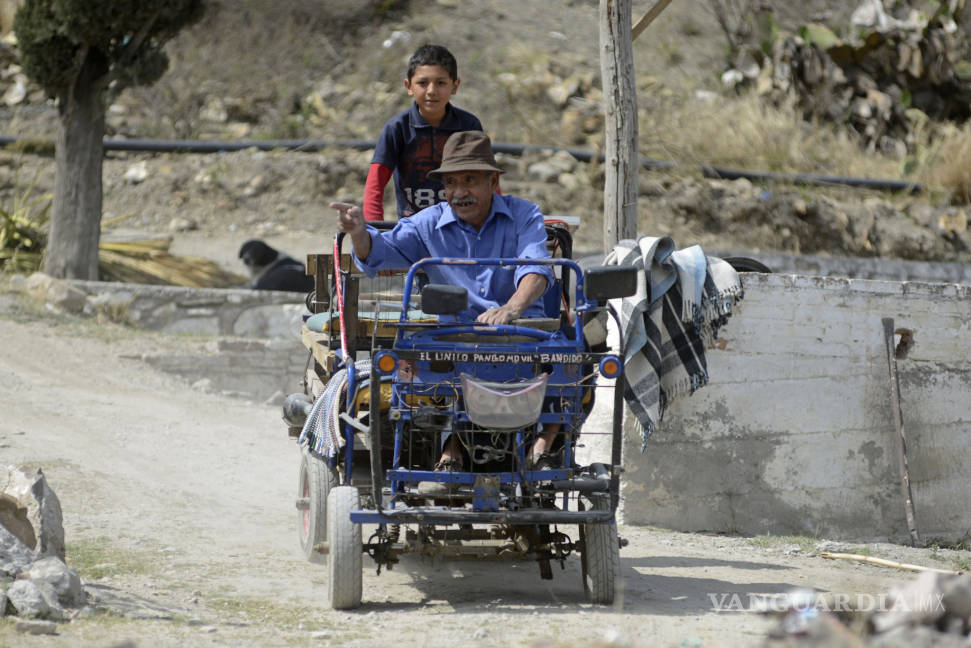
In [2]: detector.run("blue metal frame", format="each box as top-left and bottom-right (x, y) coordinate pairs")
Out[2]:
(327, 251), (627, 526)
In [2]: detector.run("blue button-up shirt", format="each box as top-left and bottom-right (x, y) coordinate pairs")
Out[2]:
(354, 194), (554, 318)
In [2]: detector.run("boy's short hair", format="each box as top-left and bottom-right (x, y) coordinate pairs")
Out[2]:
(407, 44), (458, 81)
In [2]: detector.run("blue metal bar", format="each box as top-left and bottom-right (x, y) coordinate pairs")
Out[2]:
(388, 468), (569, 484)
(349, 508), (614, 525)
(400, 257), (587, 342)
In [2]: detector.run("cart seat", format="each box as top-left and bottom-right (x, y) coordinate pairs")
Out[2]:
(305, 308), (436, 339)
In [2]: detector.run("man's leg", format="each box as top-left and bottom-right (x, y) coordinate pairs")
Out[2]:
(418, 431), (462, 496)
(528, 424), (560, 467)
(436, 433), (462, 468)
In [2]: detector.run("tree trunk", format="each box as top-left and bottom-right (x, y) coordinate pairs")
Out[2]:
(45, 52), (107, 280)
(599, 0), (639, 255)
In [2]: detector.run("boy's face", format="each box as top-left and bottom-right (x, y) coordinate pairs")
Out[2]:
(405, 64), (459, 124)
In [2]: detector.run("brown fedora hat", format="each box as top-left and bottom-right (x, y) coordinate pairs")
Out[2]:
(427, 130), (504, 180)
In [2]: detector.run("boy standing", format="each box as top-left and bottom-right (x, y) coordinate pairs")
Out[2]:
(363, 44), (486, 221)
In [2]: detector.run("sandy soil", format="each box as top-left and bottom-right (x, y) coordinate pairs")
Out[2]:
(1, 290), (966, 648)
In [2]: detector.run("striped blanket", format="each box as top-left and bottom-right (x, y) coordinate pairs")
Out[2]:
(298, 359), (374, 458)
(604, 237), (743, 450)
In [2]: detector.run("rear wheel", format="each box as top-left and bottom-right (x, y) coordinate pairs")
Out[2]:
(581, 493), (619, 604)
(297, 449), (338, 562)
(327, 486), (363, 609)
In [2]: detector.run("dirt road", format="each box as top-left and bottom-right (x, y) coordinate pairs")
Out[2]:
(0, 290), (959, 647)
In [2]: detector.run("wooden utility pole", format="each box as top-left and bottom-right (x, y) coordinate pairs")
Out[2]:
(599, 0), (639, 254)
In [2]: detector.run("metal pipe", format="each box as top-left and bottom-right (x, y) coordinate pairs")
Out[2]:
(281, 393), (313, 427)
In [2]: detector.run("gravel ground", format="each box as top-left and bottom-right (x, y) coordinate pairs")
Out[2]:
(1, 292), (968, 647)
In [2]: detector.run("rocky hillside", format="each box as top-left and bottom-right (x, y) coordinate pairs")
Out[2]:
(1, 0), (969, 266)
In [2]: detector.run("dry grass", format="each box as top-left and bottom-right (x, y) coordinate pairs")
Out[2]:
(921, 122), (971, 204)
(641, 92), (906, 179)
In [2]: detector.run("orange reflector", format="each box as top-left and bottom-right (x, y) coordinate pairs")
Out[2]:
(602, 360), (619, 376)
(377, 354), (396, 373)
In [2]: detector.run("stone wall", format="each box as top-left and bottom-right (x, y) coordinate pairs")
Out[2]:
(619, 273), (970, 542)
(16, 275), (313, 402)
(63, 279), (307, 339)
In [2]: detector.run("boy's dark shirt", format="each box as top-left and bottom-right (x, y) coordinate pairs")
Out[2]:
(371, 101), (483, 218)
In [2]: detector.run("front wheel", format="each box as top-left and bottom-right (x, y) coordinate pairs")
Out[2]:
(327, 486), (363, 609)
(297, 449), (338, 562)
(581, 493), (620, 604)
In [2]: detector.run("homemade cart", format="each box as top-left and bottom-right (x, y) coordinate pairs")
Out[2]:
(284, 221), (637, 608)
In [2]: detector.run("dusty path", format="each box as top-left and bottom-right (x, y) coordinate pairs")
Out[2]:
(0, 292), (961, 647)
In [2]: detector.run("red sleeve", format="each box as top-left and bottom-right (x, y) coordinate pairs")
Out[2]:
(363, 163), (393, 221)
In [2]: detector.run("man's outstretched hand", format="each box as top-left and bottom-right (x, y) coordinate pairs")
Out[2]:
(330, 202), (371, 260)
(330, 202), (365, 235)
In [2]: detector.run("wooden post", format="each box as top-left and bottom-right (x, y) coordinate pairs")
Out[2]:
(600, 0), (639, 255)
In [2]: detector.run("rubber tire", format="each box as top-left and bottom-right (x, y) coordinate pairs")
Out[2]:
(327, 486), (363, 609)
(581, 493), (620, 605)
(723, 256), (772, 274)
(298, 450), (338, 563)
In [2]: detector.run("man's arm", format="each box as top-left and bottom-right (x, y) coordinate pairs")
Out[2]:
(329, 202), (371, 260)
(477, 272), (548, 325)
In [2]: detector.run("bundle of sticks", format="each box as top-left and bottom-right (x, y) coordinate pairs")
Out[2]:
(2, 209), (245, 288)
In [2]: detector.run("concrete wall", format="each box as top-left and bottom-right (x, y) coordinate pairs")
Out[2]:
(620, 273), (970, 542)
(57, 279), (310, 402)
(712, 250), (971, 285)
(139, 338), (310, 404)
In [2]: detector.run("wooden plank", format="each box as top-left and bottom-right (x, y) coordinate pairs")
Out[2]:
(344, 275), (359, 355)
(301, 325), (336, 374)
(308, 253), (328, 313)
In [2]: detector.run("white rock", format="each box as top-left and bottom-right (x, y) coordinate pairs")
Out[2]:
(168, 217), (198, 232)
(721, 69), (744, 88)
(2, 75), (26, 106)
(200, 97), (228, 123)
(7, 579), (55, 619)
(45, 281), (88, 314)
(26, 556), (84, 606)
(382, 30), (411, 49)
(24, 273), (54, 300)
(1, 467), (65, 559)
(123, 161), (148, 184)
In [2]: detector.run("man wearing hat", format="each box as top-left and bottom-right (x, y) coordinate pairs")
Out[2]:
(331, 130), (561, 476)
(330, 130), (553, 326)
